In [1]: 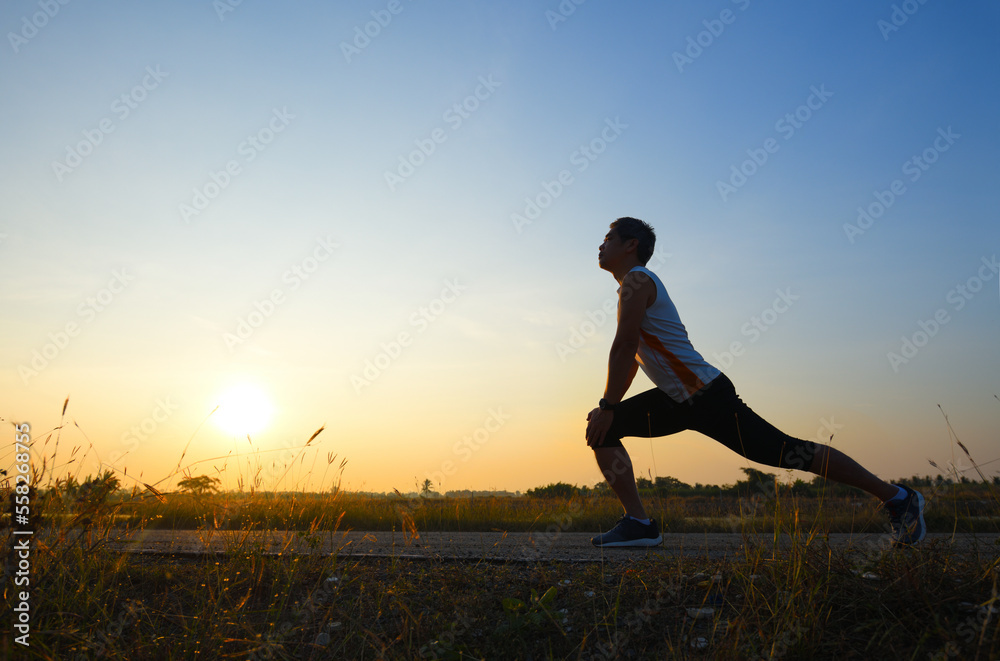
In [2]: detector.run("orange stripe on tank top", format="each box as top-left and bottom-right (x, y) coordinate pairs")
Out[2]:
(639, 329), (706, 397)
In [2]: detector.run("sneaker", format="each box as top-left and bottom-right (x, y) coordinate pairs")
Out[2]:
(592, 514), (662, 547)
(885, 485), (926, 546)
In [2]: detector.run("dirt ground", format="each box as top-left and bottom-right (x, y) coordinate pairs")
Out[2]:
(100, 529), (1000, 563)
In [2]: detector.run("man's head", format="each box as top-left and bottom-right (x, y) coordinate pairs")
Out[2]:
(608, 217), (656, 265)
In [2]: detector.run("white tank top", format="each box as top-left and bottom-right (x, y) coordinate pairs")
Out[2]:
(623, 266), (720, 402)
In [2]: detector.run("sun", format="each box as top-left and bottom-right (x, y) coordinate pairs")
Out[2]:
(214, 383), (274, 436)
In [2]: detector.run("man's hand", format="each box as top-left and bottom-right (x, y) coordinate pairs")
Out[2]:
(586, 407), (614, 448)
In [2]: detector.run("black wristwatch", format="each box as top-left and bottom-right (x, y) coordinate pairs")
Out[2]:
(598, 398), (616, 411)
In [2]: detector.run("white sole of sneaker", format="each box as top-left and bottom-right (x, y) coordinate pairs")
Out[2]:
(892, 490), (927, 547)
(594, 535), (663, 548)
(913, 491), (926, 543)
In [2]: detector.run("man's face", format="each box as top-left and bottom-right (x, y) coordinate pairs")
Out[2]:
(598, 230), (626, 271)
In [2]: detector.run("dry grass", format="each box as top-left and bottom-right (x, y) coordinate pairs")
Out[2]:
(2, 401), (999, 659)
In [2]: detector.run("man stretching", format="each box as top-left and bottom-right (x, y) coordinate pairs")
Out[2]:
(585, 217), (925, 547)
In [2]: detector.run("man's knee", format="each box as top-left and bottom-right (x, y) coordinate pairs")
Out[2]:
(781, 440), (819, 472)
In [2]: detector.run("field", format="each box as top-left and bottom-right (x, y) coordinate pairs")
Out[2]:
(3, 478), (999, 659)
(3, 419), (999, 659)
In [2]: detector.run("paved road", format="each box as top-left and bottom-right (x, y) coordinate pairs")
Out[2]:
(101, 529), (1000, 563)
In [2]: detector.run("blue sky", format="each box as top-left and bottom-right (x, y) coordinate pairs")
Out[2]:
(1, 0), (997, 495)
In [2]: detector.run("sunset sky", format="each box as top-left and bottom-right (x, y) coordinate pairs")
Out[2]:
(2, 1), (997, 496)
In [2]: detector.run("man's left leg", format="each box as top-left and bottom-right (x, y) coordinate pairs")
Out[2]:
(691, 374), (926, 546)
(808, 444), (897, 501)
(808, 444), (926, 545)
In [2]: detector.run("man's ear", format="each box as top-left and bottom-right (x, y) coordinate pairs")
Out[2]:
(624, 237), (640, 255)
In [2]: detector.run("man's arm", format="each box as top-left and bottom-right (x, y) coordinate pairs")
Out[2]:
(586, 271), (656, 447)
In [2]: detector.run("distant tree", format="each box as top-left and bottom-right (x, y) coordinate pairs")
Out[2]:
(654, 476), (691, 492)
(420, 479), (434, 497)
(739, 467), (776, 485)
(789, 478), (813, 496)
(52, 474), (81, 500)
(74, 469), (121, 506)
(526, 482), (579, 498)
(178, 475), (220, 496)
(636, 477), (654, 490)
(49, 469), (124, 530)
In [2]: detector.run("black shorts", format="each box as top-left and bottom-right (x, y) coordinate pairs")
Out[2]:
(600, 373), (817, 471)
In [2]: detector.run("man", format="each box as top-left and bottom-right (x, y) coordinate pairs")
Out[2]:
(585, 217), (925, 547)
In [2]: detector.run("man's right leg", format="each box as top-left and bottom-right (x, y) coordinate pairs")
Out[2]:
(594, 446), (648, 520)
(594, 387), (689, 520)
(589, 388), (688, 547)
(591, 445), (662, 547)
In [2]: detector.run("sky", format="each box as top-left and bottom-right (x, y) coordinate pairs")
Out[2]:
(1, 1), (997, 496)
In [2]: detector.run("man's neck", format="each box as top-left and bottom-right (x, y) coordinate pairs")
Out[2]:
(613, 260), (643, 284)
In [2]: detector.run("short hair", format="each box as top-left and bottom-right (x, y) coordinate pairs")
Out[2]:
(609, 217), (656, 265)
